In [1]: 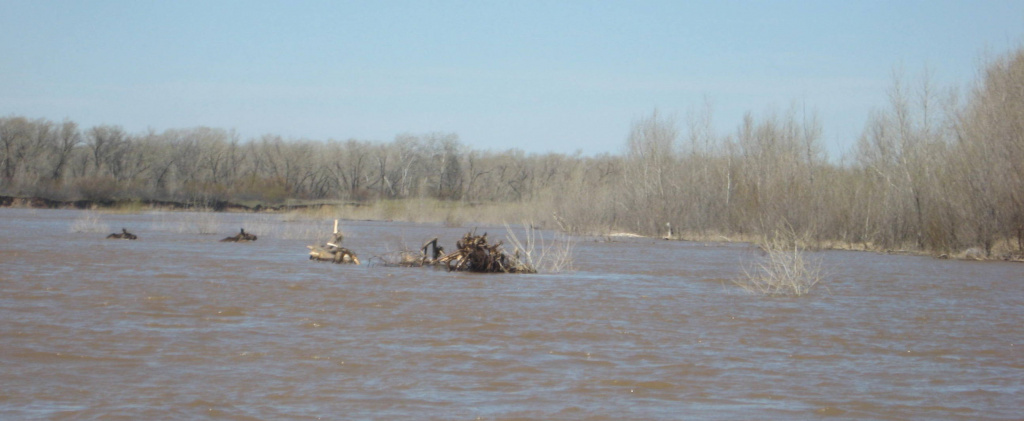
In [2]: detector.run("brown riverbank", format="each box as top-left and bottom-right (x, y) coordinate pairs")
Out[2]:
(0, 195), (307, 212)
(4, 194), (1021, 263)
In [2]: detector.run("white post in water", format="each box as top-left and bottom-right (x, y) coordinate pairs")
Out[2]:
(334, 219), (339, 234)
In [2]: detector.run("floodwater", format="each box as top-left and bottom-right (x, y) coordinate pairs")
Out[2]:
(1, 208), (1022, 420)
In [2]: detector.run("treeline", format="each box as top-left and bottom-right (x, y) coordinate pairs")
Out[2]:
(558, 48), (1024, 258)
(0, 121), (571, 205)
(2, 47), (1023, 258)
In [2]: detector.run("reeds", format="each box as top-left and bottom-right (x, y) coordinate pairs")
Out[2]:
(151, 209), (222, 235)
(319, 199), (550, 227)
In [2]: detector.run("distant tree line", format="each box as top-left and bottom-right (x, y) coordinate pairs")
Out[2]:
(3, 47), (1022, 257)
(553, 47), (1024, 258)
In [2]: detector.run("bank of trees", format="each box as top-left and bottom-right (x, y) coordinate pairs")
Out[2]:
(3, 46), (1023, 258)
(554, 47), (1023, 258)
(0, 118), (591, 210)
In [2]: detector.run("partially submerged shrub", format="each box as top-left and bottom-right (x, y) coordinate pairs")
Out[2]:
(187, 209), (221, 235)
(69, 211), (110, 233)
(504, 222), (576, 273)
(149, 209), (221, 234)
(734, 238), (823, 296)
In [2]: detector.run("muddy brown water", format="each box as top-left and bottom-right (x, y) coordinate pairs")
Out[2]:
(1, 208), (1022, 420)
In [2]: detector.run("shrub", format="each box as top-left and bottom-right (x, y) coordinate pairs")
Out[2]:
(734, 237), (823, 296)
(69, 211), (110, 233)
(504, 222), (577, 273)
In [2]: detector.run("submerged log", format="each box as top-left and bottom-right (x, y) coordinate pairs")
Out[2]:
(106, 228), (138, 240)
(220, 228), (257, 242)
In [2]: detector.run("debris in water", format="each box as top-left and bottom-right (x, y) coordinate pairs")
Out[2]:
(307, 220), (360, 264)
(220, 228), (257, 242)
(106, 227), (138, 240)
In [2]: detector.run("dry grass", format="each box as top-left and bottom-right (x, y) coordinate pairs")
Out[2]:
(987, 238), (1024, 261)
(69, 211), (110, 233)
(734, 237), (823, 297)
(140, 207), (328, 241)
(671, 229), (761, 244)
(320, 199), (456, 223)
(279, 205), (341, 222)
(940, 240), (1024, 262)
(132, 198), (562, 235)
(248, 213), (324, 240)
(150, 210), (223, 235)
(98, 200), (146, 214)
(312, 199), (554, 228)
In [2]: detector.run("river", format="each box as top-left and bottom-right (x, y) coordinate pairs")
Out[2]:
(1, 208), (1021, 420)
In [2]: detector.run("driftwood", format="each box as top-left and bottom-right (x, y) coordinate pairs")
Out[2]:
(307, 221), (360, 264)
(220, 228), (257, 242)
(436, 231), (535, 273)
(373, 230), (534, 273)
(106, 228), (138, 240)
(308, 244), (360, 264)
(377, 237), (448, 268)
(423, 237), (445, 261)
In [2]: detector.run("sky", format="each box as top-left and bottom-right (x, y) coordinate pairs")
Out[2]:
(2, 0), (1023, 158)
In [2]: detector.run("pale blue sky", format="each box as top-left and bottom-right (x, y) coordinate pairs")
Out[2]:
(3, 0), (1023, 157)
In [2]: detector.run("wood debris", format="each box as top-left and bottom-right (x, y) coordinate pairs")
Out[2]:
(435, 230), (535, 273)
(374, 230), (532, 273)
(308, 220), (360, 264)
(220, 228), (257, 242)
(106, 228), (138, 240)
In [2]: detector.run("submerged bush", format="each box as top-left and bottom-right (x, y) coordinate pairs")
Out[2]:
(504, 222), (576, 274)
(734, 238), (823, 296)
(69, 211), (110, 234)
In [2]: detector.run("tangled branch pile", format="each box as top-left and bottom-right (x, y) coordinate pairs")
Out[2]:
(436, 231), (536, 273)
(378, 231), (536, 273)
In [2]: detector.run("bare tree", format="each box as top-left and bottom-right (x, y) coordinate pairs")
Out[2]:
(0, 117), (35, 186)
(86, 125), (128, 177)
(49, 119), (82, 183)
